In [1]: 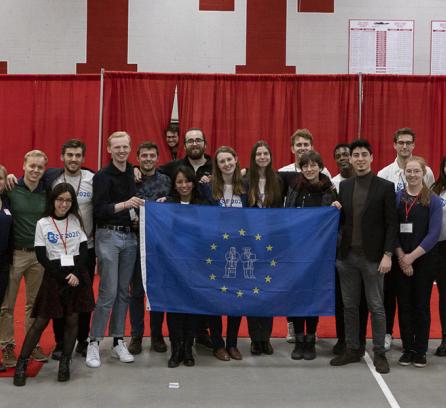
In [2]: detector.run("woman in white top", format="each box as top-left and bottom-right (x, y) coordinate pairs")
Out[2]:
(14, 183), (94, 386)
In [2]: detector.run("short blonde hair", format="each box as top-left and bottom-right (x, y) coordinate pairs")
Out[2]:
(107, 131), (131, 146)
(24, 150), (48, 164)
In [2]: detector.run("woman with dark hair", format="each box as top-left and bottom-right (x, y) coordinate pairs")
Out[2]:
(0, 165), (13, 372)
(13, 183), (94, 386)
(165, 166), (208, 368)
(246, 141), (283, 355)
(285, 150), (337, 361)
(396, 156), (442, 368)
(202, 146), (248, 361)
(431, 156), (446, 356)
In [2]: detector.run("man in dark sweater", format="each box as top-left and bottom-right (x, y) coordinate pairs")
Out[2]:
(86, 131), (144, 369)
(330, 140), (398, 374)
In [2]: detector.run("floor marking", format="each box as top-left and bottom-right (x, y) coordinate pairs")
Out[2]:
(364, 351), (401, 408)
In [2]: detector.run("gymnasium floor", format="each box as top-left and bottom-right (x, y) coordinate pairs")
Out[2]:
(1, 337), (445, 408)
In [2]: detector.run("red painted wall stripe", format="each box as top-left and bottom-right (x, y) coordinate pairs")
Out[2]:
(77, 0), (137, 73)
(0, 62), (7, 74)
(236, 0), (295, 73)
(298, 0), (334, 13)
(199, 0), (235, 11)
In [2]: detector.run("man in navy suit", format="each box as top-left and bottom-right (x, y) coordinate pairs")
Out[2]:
(330, 139), (398, 374)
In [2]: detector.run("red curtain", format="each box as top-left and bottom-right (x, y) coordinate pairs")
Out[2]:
(0, 75), (100, 175)
(101, 72), (177, 165)
(361, 75), (446, 177)
(177, 74), (358, 174)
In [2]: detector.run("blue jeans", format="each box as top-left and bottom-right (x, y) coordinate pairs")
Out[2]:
(90, 228), (137, 339)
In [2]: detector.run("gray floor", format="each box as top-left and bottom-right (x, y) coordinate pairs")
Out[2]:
(1, 338), (445, 408)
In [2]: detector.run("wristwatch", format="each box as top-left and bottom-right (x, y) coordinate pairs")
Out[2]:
(384, 251), (392, 257)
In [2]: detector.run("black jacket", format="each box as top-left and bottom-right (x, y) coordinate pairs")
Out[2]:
(337, 173), (398, 262)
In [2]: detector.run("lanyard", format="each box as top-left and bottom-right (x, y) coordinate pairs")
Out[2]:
(51, 217), (69, 255)
(404, 194), (419, 222)
(63, 172), (82, 196)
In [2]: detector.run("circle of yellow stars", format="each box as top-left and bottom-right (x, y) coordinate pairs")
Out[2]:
(205, 228), (278, 297)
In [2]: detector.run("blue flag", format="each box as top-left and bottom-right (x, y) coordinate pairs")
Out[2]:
(140, 202), (339, 317)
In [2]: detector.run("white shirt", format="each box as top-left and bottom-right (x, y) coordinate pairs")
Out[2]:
(52, 169), (94, 248)
(377, 158), (435, 192)
(278, 162), (332, 178)
(35, 214), (87, 261)
(220, 185), (243, 208)
(332, 173), (348, 193)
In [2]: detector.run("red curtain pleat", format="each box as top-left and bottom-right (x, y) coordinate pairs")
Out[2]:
(177, 74), (358, 174)
(361, 75), (446, 177)
(0, 74), (100, 175)
(101, 72), (177, 166)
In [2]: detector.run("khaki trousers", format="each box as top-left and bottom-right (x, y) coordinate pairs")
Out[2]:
(0, 250), (44, 348)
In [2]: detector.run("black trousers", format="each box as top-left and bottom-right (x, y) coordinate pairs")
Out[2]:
(384, 267), (398, 335)
(53, 247), (96, 344)
(436, 240), (446, 336)
(0, 254), (9, 306)
(335, 268), (368, 345)
(290, 316), (318, 335)
(166, 312), (198, 342)
(396, 252), (436, 354)
(209, 315), (242, 349)
(247, 317), (273, 342)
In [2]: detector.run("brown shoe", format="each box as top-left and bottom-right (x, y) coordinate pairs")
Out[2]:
(128, 336), (143, 355)
(150, 336), (167, 353)
(2, 344), (17, 368)
(31, 346), (49, 363)
(213, 347), (230, 361)
(226, 347), (243, 360)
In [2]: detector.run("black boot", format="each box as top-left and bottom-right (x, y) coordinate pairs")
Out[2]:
(183, 338), (195, 367)
(303, 334), (316, 360)
(13, 358), (29, 387)
(168, 340), (183, 368)
(57, 355), (71, 382)
(291, 334), (305, 360)
(435, 336), (446, 357)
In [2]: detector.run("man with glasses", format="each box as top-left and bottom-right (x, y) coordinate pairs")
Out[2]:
(165, 123), (180, 161)
(377, 128), (434, 352)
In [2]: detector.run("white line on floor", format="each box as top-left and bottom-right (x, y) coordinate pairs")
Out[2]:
(364, 351), (400, 408)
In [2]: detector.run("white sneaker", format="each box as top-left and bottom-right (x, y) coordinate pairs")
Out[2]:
(86, 341), (101, 368)
(286, 322), (296, 343)
(111, 340), (134, 363)
(384, 334), (392, 351)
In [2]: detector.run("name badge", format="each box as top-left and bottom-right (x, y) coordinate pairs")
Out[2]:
(3, 209), (11, 216)
(400, 223), (413, 234)
(60, 254), (74, 266)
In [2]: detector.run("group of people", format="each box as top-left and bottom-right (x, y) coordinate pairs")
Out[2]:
(0, 125), (445, 386)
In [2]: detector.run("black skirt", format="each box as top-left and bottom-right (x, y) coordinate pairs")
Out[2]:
(32, 269), (95, 319)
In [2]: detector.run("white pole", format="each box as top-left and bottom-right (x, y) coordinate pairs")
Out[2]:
(358, 72), (363, 139)
(97, 67), (105, 170)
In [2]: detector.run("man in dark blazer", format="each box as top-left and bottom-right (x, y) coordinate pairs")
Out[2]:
(330, 139), (397, 374)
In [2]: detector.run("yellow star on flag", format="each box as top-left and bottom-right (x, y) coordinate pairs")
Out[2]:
(209, 274), (216, 281)
(252, 287), (260, 294)
(236, 290), (244, 298)
(255, 234), (262, 240)
(265, 275), (272, 283)
(239, 228), (246, 236)
(210, 243), (217, 251)
(223, 233), (229, 240)
(220, 286), (228, 293)
(266, 245), (273, 251)
(270, 259), (277, 267)
(206, 258), (213, 265)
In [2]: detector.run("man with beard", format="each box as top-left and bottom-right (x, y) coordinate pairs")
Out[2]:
(159, 128), (213, 349)
(127, 142), (171, 355)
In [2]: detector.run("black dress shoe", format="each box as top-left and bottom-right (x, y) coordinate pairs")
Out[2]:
(151, 336), (168, 353)
(195, 335), (213, 350)
(250, 342), (262, 355)
(261, 341), (274, 355)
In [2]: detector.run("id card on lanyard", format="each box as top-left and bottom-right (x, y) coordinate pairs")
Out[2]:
(51, 217), (74, 266)
(400, 194), (418, 234)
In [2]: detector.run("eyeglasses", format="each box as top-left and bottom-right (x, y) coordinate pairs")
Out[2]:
(396, 141), (413, 146)
(185, 138), (205, 145)
(55, 198), (72, 204)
